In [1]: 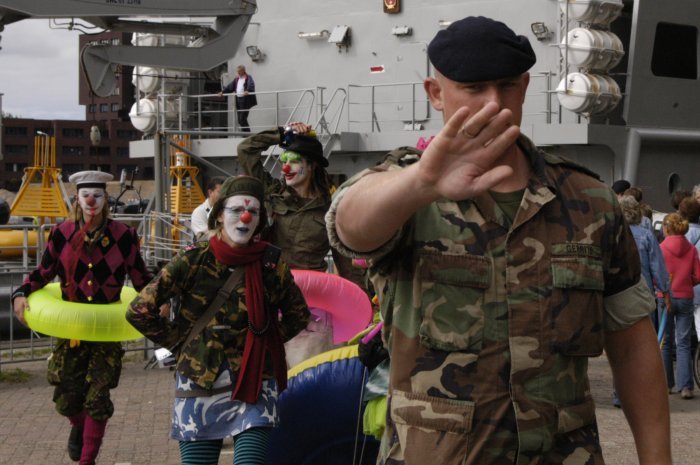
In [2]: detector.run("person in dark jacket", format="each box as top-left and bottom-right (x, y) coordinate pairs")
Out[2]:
(12, 170), (153, 465)
(219, 65), (257, 132)
(237, 123), (366, 287)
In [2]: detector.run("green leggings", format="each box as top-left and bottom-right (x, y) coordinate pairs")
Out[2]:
(179, 427), (271, 465)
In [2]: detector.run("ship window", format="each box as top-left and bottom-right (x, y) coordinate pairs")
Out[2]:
(651, 23), (697, 79)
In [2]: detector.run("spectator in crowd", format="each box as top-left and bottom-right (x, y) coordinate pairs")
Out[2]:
(679, 197), (700, 341)
(611, 179), (631, 196)
(623, 186), (654, 232)
(617, 195), (672, 400)
(660, 212), (700, 399)
(219, 65), (257, 132)
(190, 177), (224, 241)
(671, 189), (691, 211)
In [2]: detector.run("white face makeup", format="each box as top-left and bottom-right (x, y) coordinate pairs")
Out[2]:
(221, 195), (261, 246)
(77, 187), (106, 219)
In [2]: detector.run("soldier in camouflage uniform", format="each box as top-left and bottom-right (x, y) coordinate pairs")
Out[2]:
(12, 170), (153, 465)
(326, 17), (672, 465)
(127, 176), (309, 465)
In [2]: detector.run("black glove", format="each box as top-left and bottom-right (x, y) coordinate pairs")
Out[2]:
(358, 330), (389, 371)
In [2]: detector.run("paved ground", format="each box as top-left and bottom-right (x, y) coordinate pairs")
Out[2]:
(1, 353), (698, 465)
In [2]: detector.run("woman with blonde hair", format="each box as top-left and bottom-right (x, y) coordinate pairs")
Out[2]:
(660, 212), (700, 399)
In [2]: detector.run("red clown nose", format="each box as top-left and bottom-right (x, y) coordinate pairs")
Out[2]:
(240, 211), (253, 224)
(282, 164), (291, 174)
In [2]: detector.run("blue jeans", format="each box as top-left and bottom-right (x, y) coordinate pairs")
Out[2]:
(661, 298), (695, 391)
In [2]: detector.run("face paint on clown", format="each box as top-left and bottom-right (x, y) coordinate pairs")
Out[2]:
(280, 151), (311, 189)
(77, 188), (106, 220)
(220, 195), (261, 247)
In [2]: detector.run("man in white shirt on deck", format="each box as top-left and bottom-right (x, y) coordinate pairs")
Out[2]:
(190, 177), (224, 241)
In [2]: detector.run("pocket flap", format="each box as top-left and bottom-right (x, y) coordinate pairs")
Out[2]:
(557, 397), (596, 433)
(419, 252), (491, 288)
(390, 389), (474, 434)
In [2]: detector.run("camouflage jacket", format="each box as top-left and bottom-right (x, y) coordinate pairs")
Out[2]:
(327, 136), (655, 465)
(15, 219), (152, 303)
(237, 129), (366, 287)
(126, 242), (309, 389)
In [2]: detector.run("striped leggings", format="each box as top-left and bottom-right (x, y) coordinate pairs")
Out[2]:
(179, 427), (271, 465)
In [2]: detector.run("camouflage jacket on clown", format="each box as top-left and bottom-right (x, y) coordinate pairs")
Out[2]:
(126, 241), (310, 389)
(237, 129), (366, 287)
(14, 219), (152, 303)
(326, 135), (655, 465)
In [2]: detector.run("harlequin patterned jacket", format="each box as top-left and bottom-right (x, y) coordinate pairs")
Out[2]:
(14, 219), (152, 303)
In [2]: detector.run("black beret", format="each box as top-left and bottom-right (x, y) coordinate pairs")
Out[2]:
(428, 16), (536, 83)
(285, 135), (328, 168)
(208, 175), (267, 232)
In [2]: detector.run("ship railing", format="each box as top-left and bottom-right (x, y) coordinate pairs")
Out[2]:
(263, 87), (347, 171)
(347, 82), (435, 133)
(347, 76), (569, 131)
(159, 87), (332, 136)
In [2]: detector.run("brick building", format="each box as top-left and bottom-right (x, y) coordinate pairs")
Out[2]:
(0, 31), (153, 191)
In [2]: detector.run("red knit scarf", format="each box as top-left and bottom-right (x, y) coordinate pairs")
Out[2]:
(209, 236), (287, 403)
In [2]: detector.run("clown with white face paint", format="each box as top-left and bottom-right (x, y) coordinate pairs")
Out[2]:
(77, 187), (107, 221)
(127, 174), (310, 465)
(12, 169), (153, 465)
(221, 195), (261, 246)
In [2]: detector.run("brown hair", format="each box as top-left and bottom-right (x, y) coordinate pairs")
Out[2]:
(663, 212), (689, 235)
(618, 195), (641, 225)
(623, 187), (643, 202)
(679, 197), (700, 224)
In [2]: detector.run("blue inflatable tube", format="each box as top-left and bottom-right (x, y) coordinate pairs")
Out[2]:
(266, 346), (380, 465)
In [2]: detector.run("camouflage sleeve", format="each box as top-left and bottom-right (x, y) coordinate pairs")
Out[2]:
(603, 197), (655, 331)
(272, 261), (310, 342)
(126, 249), (189, 348)
(326, 163), (406, 263)
(331, 246), (370, 295)
(124, 226), (153, 292)
(236, 128), (285, 197)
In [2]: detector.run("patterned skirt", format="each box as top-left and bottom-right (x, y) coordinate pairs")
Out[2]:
(171, 365), (279, 442)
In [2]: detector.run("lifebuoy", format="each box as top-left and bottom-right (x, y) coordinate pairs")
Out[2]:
(266, 345), (380, 465)
(25, 283), (142, 341)
(290, 269), (372, 344)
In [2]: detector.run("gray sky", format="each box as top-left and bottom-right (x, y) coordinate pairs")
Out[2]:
(1, 19), (84, 120)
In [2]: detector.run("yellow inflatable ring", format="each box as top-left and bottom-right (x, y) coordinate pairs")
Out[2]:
(25, 282), (142, 341)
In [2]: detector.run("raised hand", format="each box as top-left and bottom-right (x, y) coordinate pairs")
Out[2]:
(416, 102), (520, 201)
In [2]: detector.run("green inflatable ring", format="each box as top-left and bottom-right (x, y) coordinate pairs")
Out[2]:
(25, 283), (142, 341)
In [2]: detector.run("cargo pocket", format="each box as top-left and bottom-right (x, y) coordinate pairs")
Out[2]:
(46, 340), (67, 386)
(550, 256), (605, 356)
(88, 343), (125, 390)
(557, 397), (596, 434)
(418, 252), (491, 352)
(389, 390), (474, 464)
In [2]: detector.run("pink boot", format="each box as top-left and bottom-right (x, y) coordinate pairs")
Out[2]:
(67, 412), (86, 462)
(79, 416), (107, 465)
